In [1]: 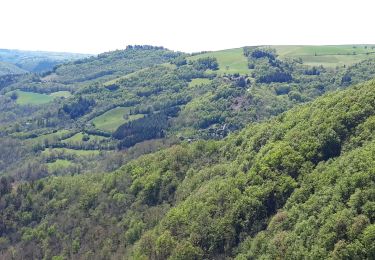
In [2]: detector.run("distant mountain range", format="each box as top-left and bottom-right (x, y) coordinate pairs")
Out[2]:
(0, 61), (27, 76)
(0, 48), (91, 74)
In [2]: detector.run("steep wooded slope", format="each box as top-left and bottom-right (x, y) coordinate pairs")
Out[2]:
(1, 79), (374, 259)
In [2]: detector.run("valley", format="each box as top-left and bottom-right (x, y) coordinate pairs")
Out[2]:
(0, 44), (374, 259)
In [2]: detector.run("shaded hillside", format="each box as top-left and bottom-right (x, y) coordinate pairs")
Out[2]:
(0, 79), (374, 259)
(0, 61), (27, 76)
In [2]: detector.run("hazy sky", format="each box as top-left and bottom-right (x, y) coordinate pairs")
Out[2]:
(1, 0), (375, 54)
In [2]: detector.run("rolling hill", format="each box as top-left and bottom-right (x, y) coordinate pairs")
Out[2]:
(0, 77), (374, 259)
(0, 44), (375, 259)
(189, 45), (375, 74)
(274, 45), (375, 67)
(2, 45), (375, 178)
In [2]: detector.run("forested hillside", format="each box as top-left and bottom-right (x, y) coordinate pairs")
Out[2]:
(0, 44), (374, 259)
(0, 78), (374, 259)
(2, 45), (375, 181)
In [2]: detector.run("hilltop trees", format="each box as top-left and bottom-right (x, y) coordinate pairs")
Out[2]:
(250, 48), (277, 60)
(244, 48), (293, 84)
(125, 45), (167, 51)
(192, 57), (219, 70)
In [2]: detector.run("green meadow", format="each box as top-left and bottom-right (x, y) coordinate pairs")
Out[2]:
(24, 130), (71, 146)
(187, 45), (375, 73)
(188, 48), (250, 75)
(273, 45), (375, 67)
(12, 90), (54, 105)
(42, 148), (101, 157)
(91, 107), (144, 132)
(46, 159), (74, 171)
(62, 132), (107, 144)
(8, 90), (72, 105)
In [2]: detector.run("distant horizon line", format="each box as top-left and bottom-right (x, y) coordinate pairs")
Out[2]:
(2, 43), (375, 55)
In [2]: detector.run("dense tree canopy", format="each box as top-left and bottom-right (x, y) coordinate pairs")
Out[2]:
(0, 78), (374, 259)
(0, 45), (375, 259)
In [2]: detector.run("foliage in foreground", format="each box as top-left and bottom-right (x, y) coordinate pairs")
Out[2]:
(1, 79), (374, 259)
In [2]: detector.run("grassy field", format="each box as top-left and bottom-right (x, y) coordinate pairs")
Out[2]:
(187, 45), (375, 73)
(24, 130), (71, 146)
(62, 132), (86, 143)
(42, 148), (101, 157)
(7, 90), (72, 105)
(46, 159), (74, 171)
(91, 107), (144, 132)
(273, 45), (375, 67)
(62, 132), (107, 144)
(188, 78), (212, 88)
(49, 91), (72, 98)
(11, 90), (54, 105)
(188, 48), (250, 75)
